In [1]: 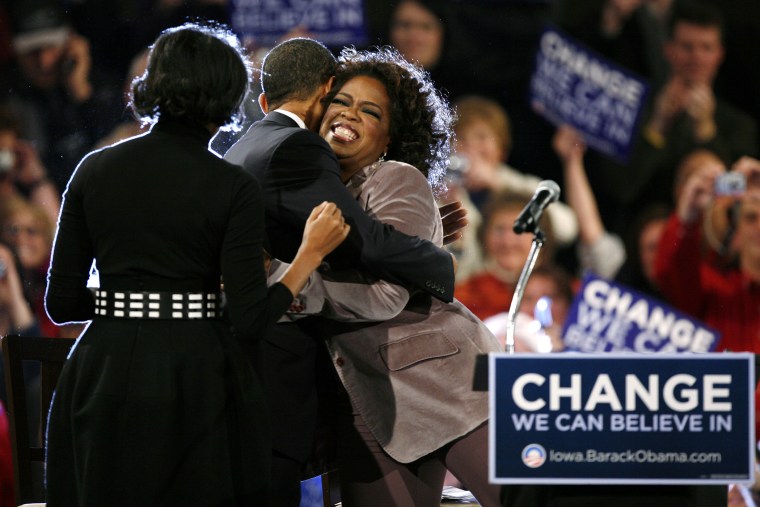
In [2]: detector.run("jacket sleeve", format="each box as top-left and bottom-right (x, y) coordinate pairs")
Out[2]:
(45, 154), (98, 324)
(259, 132), (454, 302)
(220, 171), (294, 340)
(267, 161), (444, 323)
(653, 213), (707, 317)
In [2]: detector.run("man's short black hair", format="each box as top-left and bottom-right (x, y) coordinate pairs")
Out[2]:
(260, 38), (337, 109)
(130, 22), (251, 128)
(667, 0), (725, 40)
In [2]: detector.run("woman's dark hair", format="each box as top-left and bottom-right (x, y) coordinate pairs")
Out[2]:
(130, 22), (251, 129)
(326, 46), (453, 190)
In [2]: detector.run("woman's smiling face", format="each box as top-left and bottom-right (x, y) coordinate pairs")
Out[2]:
(320, 75), (391, 178)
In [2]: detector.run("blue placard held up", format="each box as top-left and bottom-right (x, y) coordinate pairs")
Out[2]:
(529, 25), (650, 162)
(561, 274), (720, 353)
(230, 0), (367, 49)
(489, 354), (755, 484)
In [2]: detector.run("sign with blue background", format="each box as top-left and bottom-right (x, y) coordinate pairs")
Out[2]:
(529, 25), (649, 162)
(489, 354), (754, 484)
(230, 0), (367, 49)
(562, 274), (720, 353)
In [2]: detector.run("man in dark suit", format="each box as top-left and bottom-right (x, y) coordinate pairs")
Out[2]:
(224, 38), (457, 506)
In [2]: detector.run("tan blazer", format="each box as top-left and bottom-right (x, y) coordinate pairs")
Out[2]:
(297, 160), (502, 463)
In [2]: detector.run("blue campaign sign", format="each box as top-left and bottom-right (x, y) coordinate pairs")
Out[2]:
(529, 25), (650, 162)
(489, 354), (755, 484)
(562, 274), (720, 353)
(230, 0), (367, 49)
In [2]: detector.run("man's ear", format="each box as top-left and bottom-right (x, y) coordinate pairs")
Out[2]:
(258, 93), (269, 114)
(321, 76), (335, 98)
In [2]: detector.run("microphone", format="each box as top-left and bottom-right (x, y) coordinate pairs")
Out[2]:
(512, 180), (560, 234)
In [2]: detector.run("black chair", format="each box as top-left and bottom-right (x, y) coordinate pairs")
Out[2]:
(1, 335), (75, 505)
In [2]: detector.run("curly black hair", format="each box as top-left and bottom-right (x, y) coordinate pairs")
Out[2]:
(327, 47), (454, 189)
(130, 22), (251, 129)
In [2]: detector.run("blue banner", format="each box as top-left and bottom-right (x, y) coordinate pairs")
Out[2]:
(230, 0), (367, 49)
(529, 25), (650, 162)
(489, 354), (755, 484)
(561, 274), (720, 353)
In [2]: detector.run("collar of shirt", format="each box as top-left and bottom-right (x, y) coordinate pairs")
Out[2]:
(273, 109), (306, 129)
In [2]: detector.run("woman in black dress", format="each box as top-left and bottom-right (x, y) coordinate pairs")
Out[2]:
(44, 23), (349, 506)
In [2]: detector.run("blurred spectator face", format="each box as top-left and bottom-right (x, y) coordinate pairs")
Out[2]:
(639, 217), (666, 284)
(673, 149), (725, 203)
(455, 120), (504, 167)
(390, 0), (443, 70)
(17, 42), (68, 90)
(2, 207), (52, 270)
(665, 22), (723, 86)
(520, 273), (571, 328)
(484, 207), (534, 273)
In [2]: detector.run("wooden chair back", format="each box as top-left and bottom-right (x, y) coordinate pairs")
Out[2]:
(1, 335), (75, 505)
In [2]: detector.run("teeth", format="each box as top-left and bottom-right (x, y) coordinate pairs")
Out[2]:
(334, 125), (357, 141)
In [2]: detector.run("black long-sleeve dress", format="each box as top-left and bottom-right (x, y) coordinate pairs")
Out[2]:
(44, 117), (293, 506)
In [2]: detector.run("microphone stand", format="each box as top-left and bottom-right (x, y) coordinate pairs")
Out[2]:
(504, 227), (546, 354)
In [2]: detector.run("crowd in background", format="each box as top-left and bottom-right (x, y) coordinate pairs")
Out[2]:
(0, 0), (759, 503)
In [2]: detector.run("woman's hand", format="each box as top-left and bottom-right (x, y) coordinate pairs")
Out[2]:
(676, 160), (724, 224)
(279, 202), (350, 298)
(300, 201), (351, 260)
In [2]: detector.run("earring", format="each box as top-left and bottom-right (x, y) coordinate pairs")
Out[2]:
(370, 150), (387, 171)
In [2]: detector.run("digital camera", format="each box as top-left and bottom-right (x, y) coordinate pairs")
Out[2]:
(714, 172), (746, 196)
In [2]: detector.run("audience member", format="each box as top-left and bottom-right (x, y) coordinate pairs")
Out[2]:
(616, 203), (671, 298)
(654, 155), (760, 352)
(444, 95), (577, 281)
(0, 104), (60, 224)
(386, 0), (463, 100)
(482, 263), (574, 353)
(578, 0), (759, 236)
(0, 198), (58, 337)
(3, 0), (123, 193)
(0, 242), (38, 338)
(553, 0), (668, 88)
(455, 190), (555, 321)
(552, 124), (626, 279)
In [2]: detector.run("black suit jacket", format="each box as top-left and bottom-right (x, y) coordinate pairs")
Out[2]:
(224, 111), (454, 299)
(224, 112), (454, 461)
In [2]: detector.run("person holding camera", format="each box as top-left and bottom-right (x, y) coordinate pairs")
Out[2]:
(441, 95), (578, 282)
(654, 155), (760, 353)
(3, 1), (122, 193)
(0, 105), (60, 225)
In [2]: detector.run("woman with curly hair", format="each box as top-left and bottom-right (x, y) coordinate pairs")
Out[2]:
(43, 23), (349, 505)
(276, 46), (503, 506)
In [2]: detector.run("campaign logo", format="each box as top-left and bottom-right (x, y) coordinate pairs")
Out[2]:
(521, 444), (547, 468)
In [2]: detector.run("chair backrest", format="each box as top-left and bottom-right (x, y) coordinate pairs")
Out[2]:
(1, 335), (75, 505)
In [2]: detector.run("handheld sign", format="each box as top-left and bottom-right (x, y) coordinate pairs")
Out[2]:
(490, 353), (755, 484)
(562, 274), (720, 353)
(231, 0), (367, 49)
(529, 25), (649, 162)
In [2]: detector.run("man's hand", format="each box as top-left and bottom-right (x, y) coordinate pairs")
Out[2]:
(685, 84), (717, 142)
(64, 33), (93, 103)
(439, 200), (468, 245)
